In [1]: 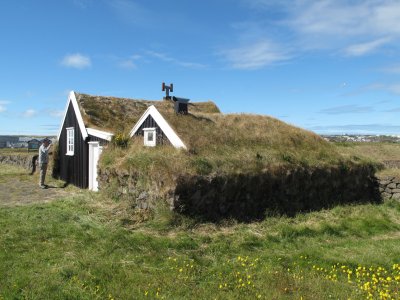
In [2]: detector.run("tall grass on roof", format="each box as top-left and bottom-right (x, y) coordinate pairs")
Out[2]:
(100, 112), (373, 185)
(76, 92), (220, 133)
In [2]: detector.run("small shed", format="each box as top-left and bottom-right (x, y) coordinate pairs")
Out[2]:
(172, 96), (190, 114)
(28, 139), (41, 151)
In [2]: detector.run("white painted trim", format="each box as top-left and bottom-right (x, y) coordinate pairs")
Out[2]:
(57, 91), (88, 141)
(129, 105), (187, 149)
(88, 142), (95, 191)
(88, 141), (102, 192)
(143, 127), (156, 147)
(87, 128), (114, 141)
(66, 127), (75, 156)
(129, 106), (152, 137)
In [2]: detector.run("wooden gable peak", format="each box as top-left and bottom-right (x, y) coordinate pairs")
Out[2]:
(129, 105), (186, 149)
(57, 91), (88, 141)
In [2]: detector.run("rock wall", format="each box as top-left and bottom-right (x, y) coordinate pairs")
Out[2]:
(378, 177), (400, 200)
(174, 165), (381, 221)
(99, 163), (383, 222)
(0, 154), (37, 173)
(98, 168), (175, 209)
(382, 160), (400, 169)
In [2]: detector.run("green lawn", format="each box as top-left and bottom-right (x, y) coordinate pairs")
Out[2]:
(335, 142), (400, 177)
(0, 165), (400, 299)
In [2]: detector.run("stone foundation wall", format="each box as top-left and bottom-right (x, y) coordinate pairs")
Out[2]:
(378, 177), (400, 200)
(382, 160), (400, 169)
(0, 154), (37, 172)
(99, 164), (383, 221)
(98, 168), (175, 210)
(174, 165), (381, 221)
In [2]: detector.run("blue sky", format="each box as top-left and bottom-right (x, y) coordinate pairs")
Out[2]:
(1, 0), (400, 135)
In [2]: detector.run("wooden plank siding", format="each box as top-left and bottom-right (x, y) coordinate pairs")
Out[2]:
(88, 135), (109, 146)
(133, 115), (170, 145)
(58, 102), (88, 188)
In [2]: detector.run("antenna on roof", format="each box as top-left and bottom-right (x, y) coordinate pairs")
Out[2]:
(162, 82), (173, 100)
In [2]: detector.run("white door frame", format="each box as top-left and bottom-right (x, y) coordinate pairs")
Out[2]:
(88, 141), (103, 191)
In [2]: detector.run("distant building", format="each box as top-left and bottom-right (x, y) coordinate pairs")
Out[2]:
(28, 139), (41, 151)
(10, 142), (28, 148)
(19, 137), (32, 142)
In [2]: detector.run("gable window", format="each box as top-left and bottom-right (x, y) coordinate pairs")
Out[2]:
(66, 127), (75, 155)
(143, 128), (156, 147)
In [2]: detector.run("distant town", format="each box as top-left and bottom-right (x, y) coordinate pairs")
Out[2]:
(0, 136), (56, 149)
(321, 135), (400, 143)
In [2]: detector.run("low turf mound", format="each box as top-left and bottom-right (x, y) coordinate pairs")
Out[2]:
(97, 102), (381, 221)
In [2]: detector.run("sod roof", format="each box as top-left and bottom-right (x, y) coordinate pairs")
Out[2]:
(75, 92), (220, 134)
(76, 92), (353, 171)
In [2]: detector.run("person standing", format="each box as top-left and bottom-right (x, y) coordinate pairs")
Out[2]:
(38, 138), (52, 188)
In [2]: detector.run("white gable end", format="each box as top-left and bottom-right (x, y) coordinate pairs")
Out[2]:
(130, 105), (186, 149)
(57, 91), (88, 140)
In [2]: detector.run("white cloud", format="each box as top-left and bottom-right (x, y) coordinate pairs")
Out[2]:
(73, 0), (91, 9)
(0, 101), (10, 113)
(118, 54), (141, 69)
(345, 38), (390, 57)
(360, 82), (400, 95)
(22, 109), (37, 118)
(241, 0), (400, 56)
(373, 2), (400, 35)
(61, 53), (91, 69)
(221, 40), (290, 70)
(48, 110), (64, 118)
(387, 84), (400, 95)
(319, 104), (375, 115)
(108, 0), (154, 27)
(382, 64), (400, 74)
(289, 1), (370, 37)
(286, 0), (400, 37)
(119, 59), (137, 69)
(146, 51), (205, 69)
(385, 107), (400, 112)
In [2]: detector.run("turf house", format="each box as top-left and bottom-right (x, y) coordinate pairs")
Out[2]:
(54, 90), (380, 221)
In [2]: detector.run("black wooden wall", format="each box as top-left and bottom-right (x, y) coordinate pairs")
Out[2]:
(134, 115), (170, 145)
(88, 135), (109, 146)
(58, 102), (88, 188)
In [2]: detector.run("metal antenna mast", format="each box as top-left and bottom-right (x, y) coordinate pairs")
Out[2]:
(162, 82), (173, 100)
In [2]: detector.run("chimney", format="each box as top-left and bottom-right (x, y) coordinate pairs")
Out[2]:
(172, 96), (190, 115)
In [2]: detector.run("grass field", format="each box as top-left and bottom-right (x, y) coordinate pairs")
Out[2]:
(0, 148), (35, 156)
(1, 165), (400, 299)
(335, 142), (400, 163)
(335, 142), (400, 177)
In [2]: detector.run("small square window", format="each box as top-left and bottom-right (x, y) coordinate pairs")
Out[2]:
(143, 128), (156, 147)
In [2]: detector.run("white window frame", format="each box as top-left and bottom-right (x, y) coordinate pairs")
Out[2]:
(66, 127), (75, 156)
(143, 128), (156, 147)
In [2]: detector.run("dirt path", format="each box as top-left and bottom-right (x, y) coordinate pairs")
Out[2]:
(0, 164), (74, 207)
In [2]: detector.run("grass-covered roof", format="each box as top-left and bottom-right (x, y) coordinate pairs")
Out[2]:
(75, 92), (220, 133)
(76, 92), (370, 178)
